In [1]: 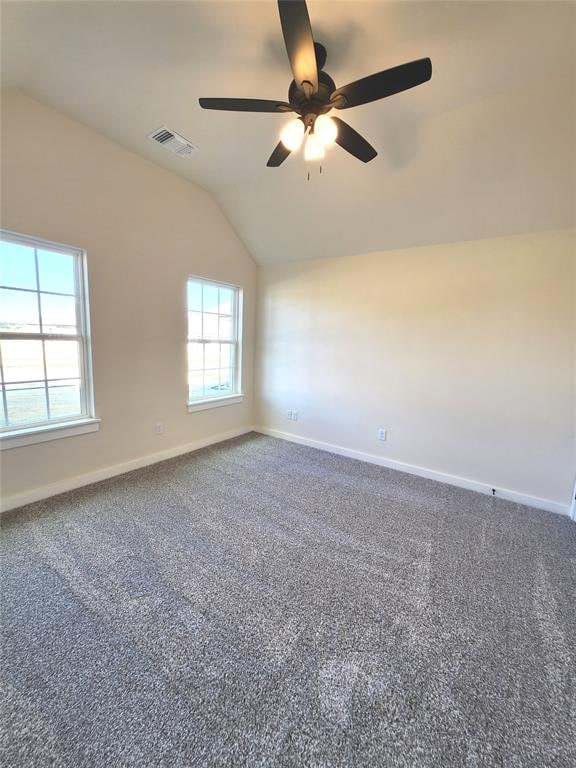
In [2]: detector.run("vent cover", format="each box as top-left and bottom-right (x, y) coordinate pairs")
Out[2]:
(147, 126), (198, 157)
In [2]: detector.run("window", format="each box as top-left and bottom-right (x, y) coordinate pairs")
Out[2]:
(187, 277), (242, 411)
(0, 230), (98, 448)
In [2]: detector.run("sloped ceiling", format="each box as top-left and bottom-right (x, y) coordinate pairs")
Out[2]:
(2, 1), (575, 264)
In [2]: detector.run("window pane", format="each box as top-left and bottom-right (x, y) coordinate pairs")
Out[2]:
(203, 313), (218, 340)
(37, 249), (76, 295)
(188, 372), (203, 399)
(187, 342), (203, 371)
(203, 369), (220, 396)
(0, 232), (92, 432)
(220, 343), (234, 369)
(45, 340), (80, 380)
(219, 315), (233, 341)
(0, 241), (37, 290)
(48, 379), (82, 419)
(187, 281), (202, 312)
(40, 293), (77, 334)
(5, 382), (47, 426)
(204, 343), (219, 370)
(0, 288), (40, 333)
(1, 340), (44, 382)
(187, 279), (239, 403)
(0, 395), (6, 426)
(219, 368), (233, 394)
(188, 311), (202, 339)
(202, 284), (219, 313)
(219, 287), (233, 315)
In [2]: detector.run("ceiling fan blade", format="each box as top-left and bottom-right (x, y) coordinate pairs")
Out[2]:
(277, 0), (318, 95)
(266, 142), (291, 167)
(199, 98), (292, 113)
(331, 58), (432, 109)
(332, 117), (377, 163)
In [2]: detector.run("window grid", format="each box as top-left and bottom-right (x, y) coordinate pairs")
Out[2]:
(0, 232), (92, 432)
(0, 342), (7, 427)
(34, 247), (51, 420)
(187, 278), (241, 402)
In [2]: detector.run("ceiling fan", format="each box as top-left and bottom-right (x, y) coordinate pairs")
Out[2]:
(199, 0), (432, 167)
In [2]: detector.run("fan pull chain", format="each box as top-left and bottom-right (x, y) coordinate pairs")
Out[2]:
(305, 166), (324, 181)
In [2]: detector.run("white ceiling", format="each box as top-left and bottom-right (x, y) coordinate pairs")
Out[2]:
(2, 1), (575, 264)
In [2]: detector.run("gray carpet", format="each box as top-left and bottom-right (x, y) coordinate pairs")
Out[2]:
(1, 433), (575, 767)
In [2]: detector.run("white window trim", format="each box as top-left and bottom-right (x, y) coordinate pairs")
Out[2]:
(0, 417), (100, 450)
(0, 229), (97, 448)
(187, 394), (244, 413)
(186, 276), (244, 411)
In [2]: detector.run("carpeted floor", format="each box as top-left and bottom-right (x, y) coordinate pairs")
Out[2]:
(1, 433), (575, 767)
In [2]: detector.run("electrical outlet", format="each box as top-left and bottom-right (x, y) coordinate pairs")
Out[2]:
(378, 428), (387, 441)
(155, 422), (164, 435)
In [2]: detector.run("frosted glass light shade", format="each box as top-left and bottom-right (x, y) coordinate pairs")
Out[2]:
(314, 114), (338, 146)
(304, 132), (325, 161)
(280, 119), (305, 151)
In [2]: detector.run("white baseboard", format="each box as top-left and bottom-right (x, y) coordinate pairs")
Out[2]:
(1, 426), (254, 513)
(3, 425), (570, 519)
(256, 427), (570, 517)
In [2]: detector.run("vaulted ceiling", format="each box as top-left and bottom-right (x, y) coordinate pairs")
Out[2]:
(2, 1), (575, 264)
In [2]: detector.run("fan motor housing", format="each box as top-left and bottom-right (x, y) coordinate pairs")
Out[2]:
(288, 68), (336, 120)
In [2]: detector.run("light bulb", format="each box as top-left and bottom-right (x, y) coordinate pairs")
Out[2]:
(280, 118), (305, 151)
(304, 132), (325, 161)
(314, 114), (338, 146)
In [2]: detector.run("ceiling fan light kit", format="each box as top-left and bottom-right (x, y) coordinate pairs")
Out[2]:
(280, 118), (305, 151)
(199, 0), (432, 168)
(314, 114), (338, 146)
(304, 132), (325, 161)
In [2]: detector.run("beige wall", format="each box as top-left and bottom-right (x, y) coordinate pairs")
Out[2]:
(1, 91), (256, 501)
(256, 230), (576, 508)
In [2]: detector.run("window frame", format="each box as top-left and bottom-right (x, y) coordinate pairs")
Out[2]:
(186, 275), (244, 412)
(0, 229), (99, 448)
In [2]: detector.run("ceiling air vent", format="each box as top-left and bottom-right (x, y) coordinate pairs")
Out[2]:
(147, 126), (198, 157)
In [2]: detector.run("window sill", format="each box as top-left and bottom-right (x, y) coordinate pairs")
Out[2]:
(187, 395), (244, 413)
(0, 418), (101, 450)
